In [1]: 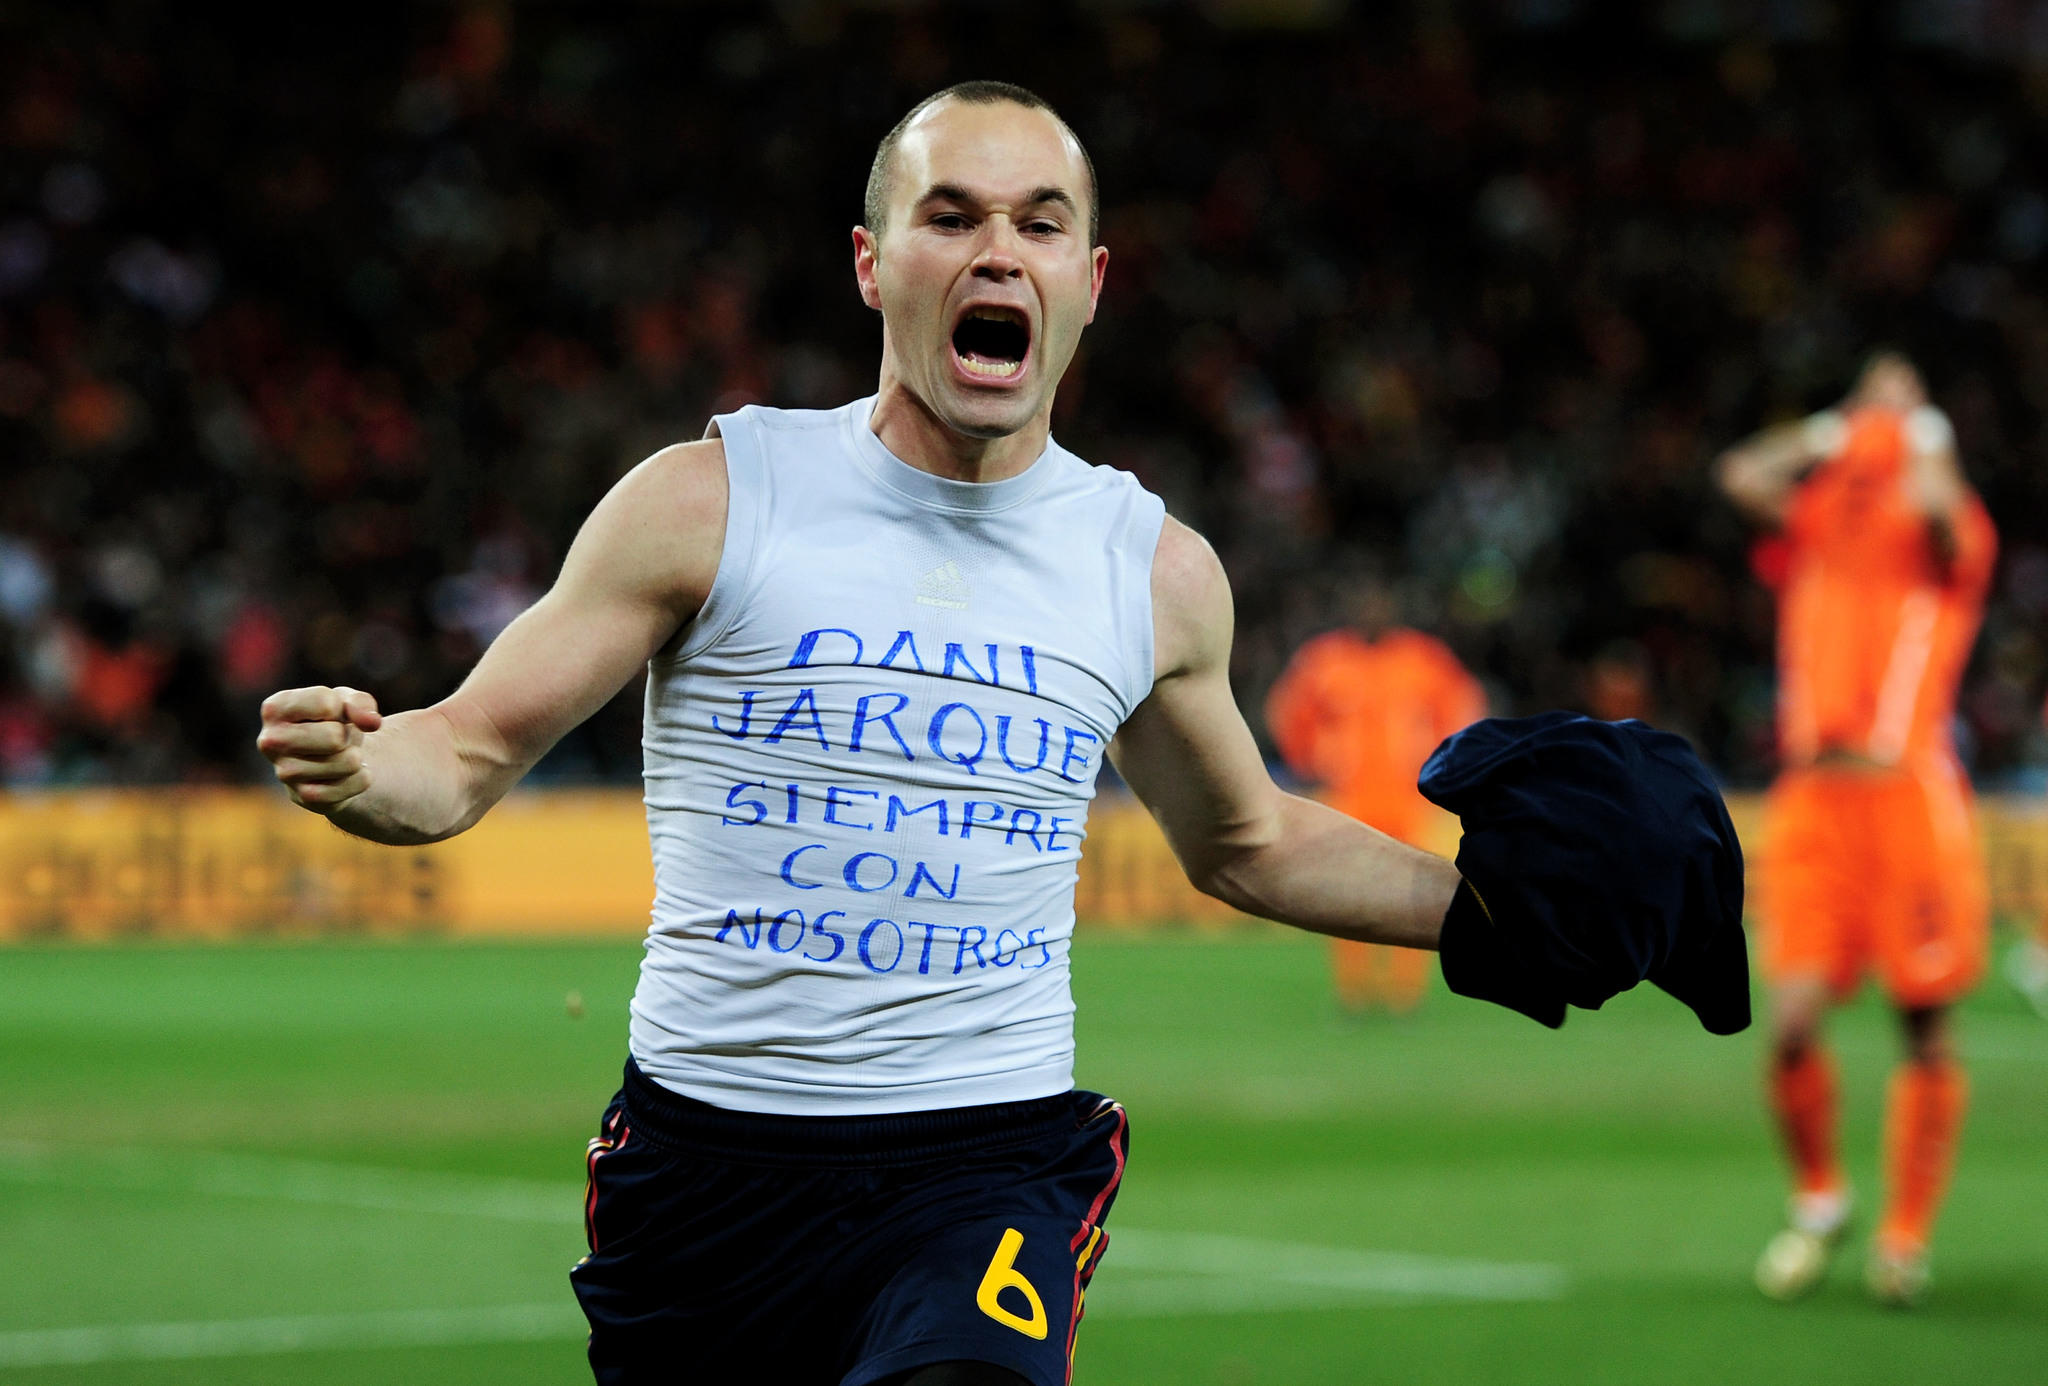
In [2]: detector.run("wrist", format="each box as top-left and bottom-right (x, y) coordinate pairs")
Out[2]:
(1412, 857), (1462, 949)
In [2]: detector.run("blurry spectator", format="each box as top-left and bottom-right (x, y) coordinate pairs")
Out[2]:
(432, 532), (542, 654)
(1266, 568), (1486, 1015)
(1587, 640), (1656, 724)
(2, 3), (2048, 787)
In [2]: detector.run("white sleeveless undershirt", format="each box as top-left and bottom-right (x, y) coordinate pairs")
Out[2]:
(629, 396), (1166, 1114)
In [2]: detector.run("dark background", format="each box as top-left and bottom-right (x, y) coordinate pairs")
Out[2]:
(4, 0), (2048, 790)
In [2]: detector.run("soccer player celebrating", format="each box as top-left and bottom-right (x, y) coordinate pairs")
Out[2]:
(1718, 353), (1997, 1307)
(258, 83), (1741, 1384)
(1265, 571), (1485, 1015)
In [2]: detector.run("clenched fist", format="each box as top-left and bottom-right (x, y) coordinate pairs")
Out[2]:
(258, 686), (383, 814)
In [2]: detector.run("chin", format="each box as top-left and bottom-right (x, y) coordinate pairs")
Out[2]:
(932, 389), (1041, 441)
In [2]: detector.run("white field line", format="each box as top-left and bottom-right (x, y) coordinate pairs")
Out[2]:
(0, 1303), (585, 1369)
(0, 1146), (1566, 1364)
(1093, 1230), (1567, 1314)
(0, 1143), (578, 1223)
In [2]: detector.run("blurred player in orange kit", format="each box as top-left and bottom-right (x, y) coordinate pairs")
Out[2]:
(1717, 353), (1997, 1308)
(1265, 573), (1486, 1015)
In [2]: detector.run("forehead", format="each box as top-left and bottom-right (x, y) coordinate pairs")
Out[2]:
(891, 100), (1087, 209)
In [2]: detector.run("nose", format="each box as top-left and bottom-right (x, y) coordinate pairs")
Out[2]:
(970, 217), (1026, 282)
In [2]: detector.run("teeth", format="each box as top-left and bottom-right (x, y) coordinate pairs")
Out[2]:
(968, 306), (1022, 323)
(959, 356), (1021, 377)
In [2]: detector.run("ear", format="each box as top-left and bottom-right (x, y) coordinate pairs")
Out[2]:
(853, 225), (883, 312)
(1084, 244), (1109, 326)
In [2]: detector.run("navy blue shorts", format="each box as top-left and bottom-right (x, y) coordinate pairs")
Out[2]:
(569, 1059), (1128, 1386)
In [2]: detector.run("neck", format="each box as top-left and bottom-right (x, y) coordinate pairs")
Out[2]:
(868, 368), (1051, 484)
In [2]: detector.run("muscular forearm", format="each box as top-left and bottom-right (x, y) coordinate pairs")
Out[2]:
(261, 443), (717, 846)
(327, 706), (517, 846)
(1196, 794), (1461, 949)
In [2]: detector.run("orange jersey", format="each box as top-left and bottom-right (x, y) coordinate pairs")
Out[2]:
(1264, 628), (1486, 840)
(1776, 408), (1996, 767)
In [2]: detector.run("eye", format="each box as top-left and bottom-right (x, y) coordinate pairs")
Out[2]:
(1024, 220), (1063, 237)
(931, 213), (972, 231)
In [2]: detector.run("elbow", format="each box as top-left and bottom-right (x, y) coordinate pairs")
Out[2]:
(1182, 796), (1292, 910)
(1173, 843), (1228, 904)
(1185, 845), (1266, 916)
(1719, 473), (1781, 526)
(1711, 452), (1748, 506)
(1186, 865), (1233, 906)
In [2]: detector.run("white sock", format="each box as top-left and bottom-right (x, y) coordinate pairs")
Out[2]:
(1791, 1187), (1850, 1237)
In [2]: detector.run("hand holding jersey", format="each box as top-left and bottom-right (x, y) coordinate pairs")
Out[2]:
(1422, 713), (1749, 1033)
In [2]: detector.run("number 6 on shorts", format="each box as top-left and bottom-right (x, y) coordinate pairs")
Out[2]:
(975, 1228), (1048, 1339)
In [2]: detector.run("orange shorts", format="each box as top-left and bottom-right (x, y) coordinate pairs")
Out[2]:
(1759, 759), (1989, 1008)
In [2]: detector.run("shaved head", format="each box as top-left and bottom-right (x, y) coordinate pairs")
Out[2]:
(865, 81), (1099, 245)
(850, 82), (1109, 453)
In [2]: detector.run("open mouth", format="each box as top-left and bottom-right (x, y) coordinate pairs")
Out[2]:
(951, 306), (1030, 380)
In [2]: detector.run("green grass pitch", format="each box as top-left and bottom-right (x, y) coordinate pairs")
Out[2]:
(2, 933), (2045, 1384)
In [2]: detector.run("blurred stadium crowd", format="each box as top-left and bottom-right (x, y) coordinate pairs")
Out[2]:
(5, 0), (2048, 788)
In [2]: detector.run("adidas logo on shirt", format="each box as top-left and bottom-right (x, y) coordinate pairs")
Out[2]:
(916, 561), (970, 611)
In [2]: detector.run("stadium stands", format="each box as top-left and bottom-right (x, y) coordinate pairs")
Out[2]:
(2, 2), (2046, 790)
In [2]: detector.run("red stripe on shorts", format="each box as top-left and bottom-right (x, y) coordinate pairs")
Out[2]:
(1071, 1099), (1127, 1251)
(583, 1122), (629, 1254)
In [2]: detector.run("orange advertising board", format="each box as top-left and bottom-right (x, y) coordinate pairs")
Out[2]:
(0, 789), (651, 941)
(0, 788), (2043, 942)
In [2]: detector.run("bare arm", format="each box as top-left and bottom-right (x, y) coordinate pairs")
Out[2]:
(1904, 409), (1969, 569)
(257, 440), (727, 844)
(1108, 518), (1460, 949)
(1717, 405), (1972, 563)
(1714, 417), (1827, 526)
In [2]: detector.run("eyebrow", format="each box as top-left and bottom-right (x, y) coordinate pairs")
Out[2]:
(915, 183), (1079, 220)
